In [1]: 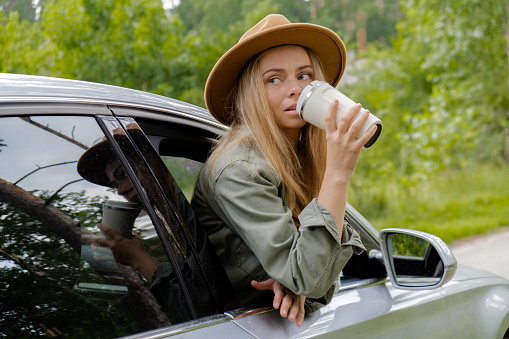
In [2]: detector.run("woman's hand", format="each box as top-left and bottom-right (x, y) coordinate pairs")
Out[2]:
(318, 101), (378, 235)
(94, 224), (159, 282)
(251, 279), (306, 327)
(323, 101), (378, 179)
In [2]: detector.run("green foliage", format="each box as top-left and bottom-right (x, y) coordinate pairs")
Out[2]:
(0, 10), (53, 75)
(346, 0), (509, 184)
(0, 0), (43, 22)
(162, 156), (203, 200)
(350, 164), (509, 244)
(341, 0), (509, 244)
(391, 234), (429, 257)
(0, 0), (399, 106)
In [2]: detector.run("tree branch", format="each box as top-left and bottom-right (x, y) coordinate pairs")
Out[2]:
(20, 117), (89, 150)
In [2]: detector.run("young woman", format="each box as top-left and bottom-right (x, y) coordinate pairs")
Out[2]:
(191, 14), (377, 326)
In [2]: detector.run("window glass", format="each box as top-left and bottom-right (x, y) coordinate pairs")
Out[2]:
(161, 156), (203, 200)
(0, 115), (186, 337)
(116, 117), (237, 319)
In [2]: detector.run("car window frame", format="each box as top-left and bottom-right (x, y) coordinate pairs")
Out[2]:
(102, 114), (237, 319)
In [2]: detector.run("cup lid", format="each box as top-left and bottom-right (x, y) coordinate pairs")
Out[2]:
(297, 80), (327, 118)
(103, 200), (141, 211)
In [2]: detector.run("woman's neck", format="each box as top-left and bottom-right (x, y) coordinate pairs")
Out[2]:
(281, 127), (302, 148)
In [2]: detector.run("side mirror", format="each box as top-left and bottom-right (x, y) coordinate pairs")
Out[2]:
(379, 228), (457, 290)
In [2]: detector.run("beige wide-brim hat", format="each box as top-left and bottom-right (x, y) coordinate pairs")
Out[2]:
(204, 14), (347, 126)
(77, 124), (148, 188)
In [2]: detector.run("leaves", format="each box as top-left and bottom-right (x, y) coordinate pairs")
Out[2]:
(345, 0), (509, 186)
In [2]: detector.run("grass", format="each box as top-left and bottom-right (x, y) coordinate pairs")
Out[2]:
(348, 164), (509, 244)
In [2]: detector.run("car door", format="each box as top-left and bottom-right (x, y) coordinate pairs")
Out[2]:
(0, 109), (236, 338)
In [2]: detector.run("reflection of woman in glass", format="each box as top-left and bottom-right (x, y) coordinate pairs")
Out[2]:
(192, 14), (373, 326)
(77, 124), (197, 321)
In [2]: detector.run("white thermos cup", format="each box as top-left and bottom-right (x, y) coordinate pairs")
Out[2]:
(297, 80), (382, 149)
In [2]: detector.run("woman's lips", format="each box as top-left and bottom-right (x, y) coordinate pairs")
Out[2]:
(285, 105), (299, 115)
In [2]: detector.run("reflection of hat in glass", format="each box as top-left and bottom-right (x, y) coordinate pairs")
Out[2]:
(77, 123), (146, 187)
(205, 14), (347, 126)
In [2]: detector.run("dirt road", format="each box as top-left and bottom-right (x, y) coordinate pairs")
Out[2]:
(450, 227), (509, 280)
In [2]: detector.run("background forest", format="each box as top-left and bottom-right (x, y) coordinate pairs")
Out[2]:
(1, 0), (508, 243)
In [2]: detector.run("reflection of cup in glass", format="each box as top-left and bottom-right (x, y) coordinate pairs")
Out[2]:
(297, 80), (383, 149)
(101, 200), (141, 239)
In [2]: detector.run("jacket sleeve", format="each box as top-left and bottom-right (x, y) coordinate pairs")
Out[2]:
(210, 158), (365, 299)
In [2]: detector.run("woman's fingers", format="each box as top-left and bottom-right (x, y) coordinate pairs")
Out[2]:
(296, 295), (305, 327)
(338, 104), (367, 136)
(324, 101), (370, 141)
(324, 99), (339, 134)
(250, 279), (306, 327)
(250, 279), (273, 291)
(287, 295), (300, 321)
(251, 279), (285, 309)
(279, 290), (293, 318)
(327, 103), (379, 151)
(97, 223), (120, 239)
(280, 291), (306, 327)
(287, 295), (305, 326)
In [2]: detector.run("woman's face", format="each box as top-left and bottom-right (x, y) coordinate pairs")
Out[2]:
(105, 159), (141, 204)
(259, 45), (314, 138)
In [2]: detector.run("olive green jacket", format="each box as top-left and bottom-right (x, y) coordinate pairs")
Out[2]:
(191, 141), (365, 314)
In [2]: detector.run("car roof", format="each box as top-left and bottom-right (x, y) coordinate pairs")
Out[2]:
(0, 73), (223, 128)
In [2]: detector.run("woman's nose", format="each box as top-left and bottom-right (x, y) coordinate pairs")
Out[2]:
(116, 180), (131, 196)
(288, 78), (304, 97)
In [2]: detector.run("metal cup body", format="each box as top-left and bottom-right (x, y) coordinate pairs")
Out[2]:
(297, 81), (382, 149)
(101, 200), (141, 238)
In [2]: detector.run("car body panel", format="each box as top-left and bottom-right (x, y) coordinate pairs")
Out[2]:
(0, 73), (222, 128)
(231, 282), (455, 339)
(440, 266), (509, 339)
(120, 266), (505, 339)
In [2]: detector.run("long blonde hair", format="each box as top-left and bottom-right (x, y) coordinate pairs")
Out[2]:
(207, 46), (328, 221)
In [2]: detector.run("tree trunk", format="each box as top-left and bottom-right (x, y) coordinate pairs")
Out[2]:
(505, 130), (509, 163)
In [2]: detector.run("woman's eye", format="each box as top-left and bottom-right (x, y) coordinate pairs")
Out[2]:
(113, 166), (127, 180)
(299, 73), (312, 81)
(268, 77), (282, 84)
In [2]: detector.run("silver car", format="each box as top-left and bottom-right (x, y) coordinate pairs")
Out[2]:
(0, 73), (508, 339)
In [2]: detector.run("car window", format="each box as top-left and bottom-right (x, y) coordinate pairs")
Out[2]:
(113, 117), (237, 317)
(0, 115), (191, 337)
(160, 156), (203, 200)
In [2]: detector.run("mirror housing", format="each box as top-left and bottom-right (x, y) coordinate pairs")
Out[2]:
(379, 228), (457, 290)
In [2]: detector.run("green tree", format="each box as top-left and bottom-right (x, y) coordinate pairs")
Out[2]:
(347, 0), (509, 183)
(0, 10), (53, 75)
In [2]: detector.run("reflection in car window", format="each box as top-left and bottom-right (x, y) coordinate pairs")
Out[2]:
(115, 117), (237, 319)
(0, 116), (182, 337)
